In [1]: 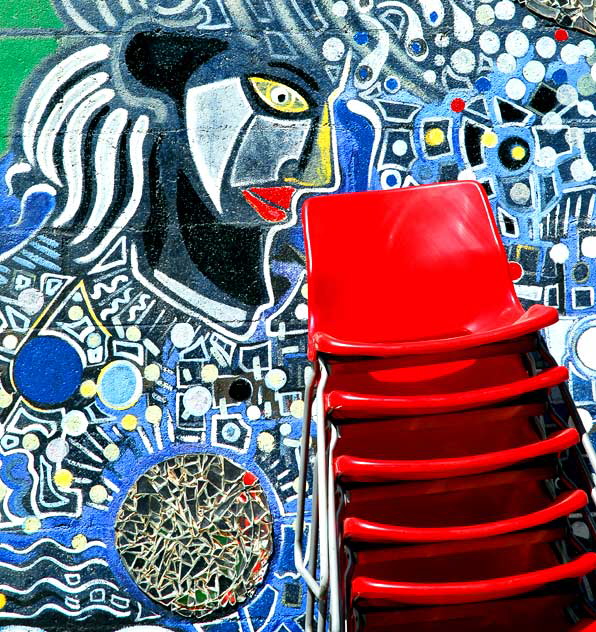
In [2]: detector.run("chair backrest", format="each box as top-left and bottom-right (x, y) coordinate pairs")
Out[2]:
(302, 181), (523, 356)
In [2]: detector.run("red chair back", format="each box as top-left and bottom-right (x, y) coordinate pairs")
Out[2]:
(303, 181), (523, 359)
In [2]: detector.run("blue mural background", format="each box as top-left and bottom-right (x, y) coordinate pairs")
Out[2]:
(0, 0), (595, 631)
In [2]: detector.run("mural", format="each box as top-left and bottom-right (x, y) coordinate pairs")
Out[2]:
(1, 0), (596, 630)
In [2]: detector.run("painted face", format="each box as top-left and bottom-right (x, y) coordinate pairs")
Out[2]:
(184, 53), (336, 227)
(136, 34), (343, 333)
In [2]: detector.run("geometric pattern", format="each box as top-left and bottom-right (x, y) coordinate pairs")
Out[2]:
(115, 453), (273, 620)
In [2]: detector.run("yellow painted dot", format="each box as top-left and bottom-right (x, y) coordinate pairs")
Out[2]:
(0, 593), (6, 609)
(22, 433), (40, 451)
(89, 484), (108, 504)
(145, 405), (162, 424)
(257, 431), (275, 453)
(68, 305), (84, 321)
(71, 534), (88, 550)
(126, 325), (142, 342)
(0, 391), (13, 409)
(2, 334), (17, 350)
(103, 443), (120, 461)
(201, 363), (219, 383)
(425, 127), (445, 147)
(80, 380), (97, 398)
(301, 284), (308, 299)
(511, 145), (526, 161)
(23, 517), (41, 534)
(121, 414), (138, 431)
(54, 469), (73, 489)
(143, 363), (161, 381)
(290, 399), (305, 419)
(481, 131), (498, 148)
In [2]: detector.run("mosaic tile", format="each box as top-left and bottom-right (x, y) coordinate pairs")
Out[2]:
(115, 454), (272, 620)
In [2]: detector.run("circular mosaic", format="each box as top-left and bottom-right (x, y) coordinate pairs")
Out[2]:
(115, 453), (273, 620)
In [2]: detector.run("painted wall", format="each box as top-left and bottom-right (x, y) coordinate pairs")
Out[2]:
(0, 0), (595, 631)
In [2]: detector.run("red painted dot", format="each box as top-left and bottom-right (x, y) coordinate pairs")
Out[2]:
(555, 28), (568, 42)
(450, 98), (466, 113)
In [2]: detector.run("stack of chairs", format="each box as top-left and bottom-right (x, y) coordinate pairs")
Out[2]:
(294, 181), (596, 632)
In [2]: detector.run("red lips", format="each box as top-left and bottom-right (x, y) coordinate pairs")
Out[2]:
(242, 186), (296, 222)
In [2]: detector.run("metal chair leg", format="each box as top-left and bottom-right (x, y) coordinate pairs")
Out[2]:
(328, 423), (342, 632)
(295, 360), (329, 606)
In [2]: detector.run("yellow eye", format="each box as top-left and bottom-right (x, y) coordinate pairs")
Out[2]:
(249, 77), (310, 114)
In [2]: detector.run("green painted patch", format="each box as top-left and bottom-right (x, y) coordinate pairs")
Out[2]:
(0, 37), (59, 155)
(0, 1), (63, 29)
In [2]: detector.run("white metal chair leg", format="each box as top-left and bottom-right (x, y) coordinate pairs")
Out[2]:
(307, 469), (330, 632)
(305, 462), (319, 632)
(295, 360), (330, 611)
(317, 589), (329, 632)
(328, 423), (342, 632)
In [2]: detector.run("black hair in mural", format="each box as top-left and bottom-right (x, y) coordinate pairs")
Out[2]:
(124, 30), (230, 105)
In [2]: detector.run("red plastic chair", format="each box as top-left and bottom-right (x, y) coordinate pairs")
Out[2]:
(303, 181), (557, 360)
(326, 362), (568, 419)
(295, 183), (593, 632)
(354, 593), (584, 631)
(335, 426), (578, 483)
(341, 465), (588, 544)
(335, 404), (546, 459)
(349, 529), (596, 608)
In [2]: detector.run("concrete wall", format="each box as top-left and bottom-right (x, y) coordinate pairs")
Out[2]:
(0, 0), (594, 630)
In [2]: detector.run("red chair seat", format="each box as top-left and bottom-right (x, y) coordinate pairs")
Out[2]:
(355, 592), (583, 631)
(341, 465), (580, 529)
(350, 530), (596, 608)
(334, 427), (579, 482)
(343, 465), (560, 524)
(303, 182), (558, 362)
(315, 304), (557, 360)
(352, 528), (565, 584)
(351, 556), (596, 607)
(344, 490), (585, 544)
(328, 352), (532, 395)
(327, 366), (568, 418)
(335, 404), (545, 460)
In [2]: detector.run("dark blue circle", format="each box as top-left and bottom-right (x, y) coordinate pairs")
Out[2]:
(385, 77), (399, 92)
(475, 77), (491, 92)
(553, 69), (567, 85)
(354, 32), (368, 45)
(386, 174), (398, 187)
(13, 336), (83, 406)
(430, 10), (438, 21)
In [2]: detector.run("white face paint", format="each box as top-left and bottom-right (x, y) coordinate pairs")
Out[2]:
(230, 115), (311, 187)
(186, 77), (253, 213)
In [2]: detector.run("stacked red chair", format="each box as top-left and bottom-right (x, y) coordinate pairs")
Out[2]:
(294, 181), (596, 632)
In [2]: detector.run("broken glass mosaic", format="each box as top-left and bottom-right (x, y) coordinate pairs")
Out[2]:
(115, 453), (273, 620)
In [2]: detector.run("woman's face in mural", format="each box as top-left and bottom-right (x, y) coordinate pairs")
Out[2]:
(185, 52), (334, 225)
(125, 30), (340, 326)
